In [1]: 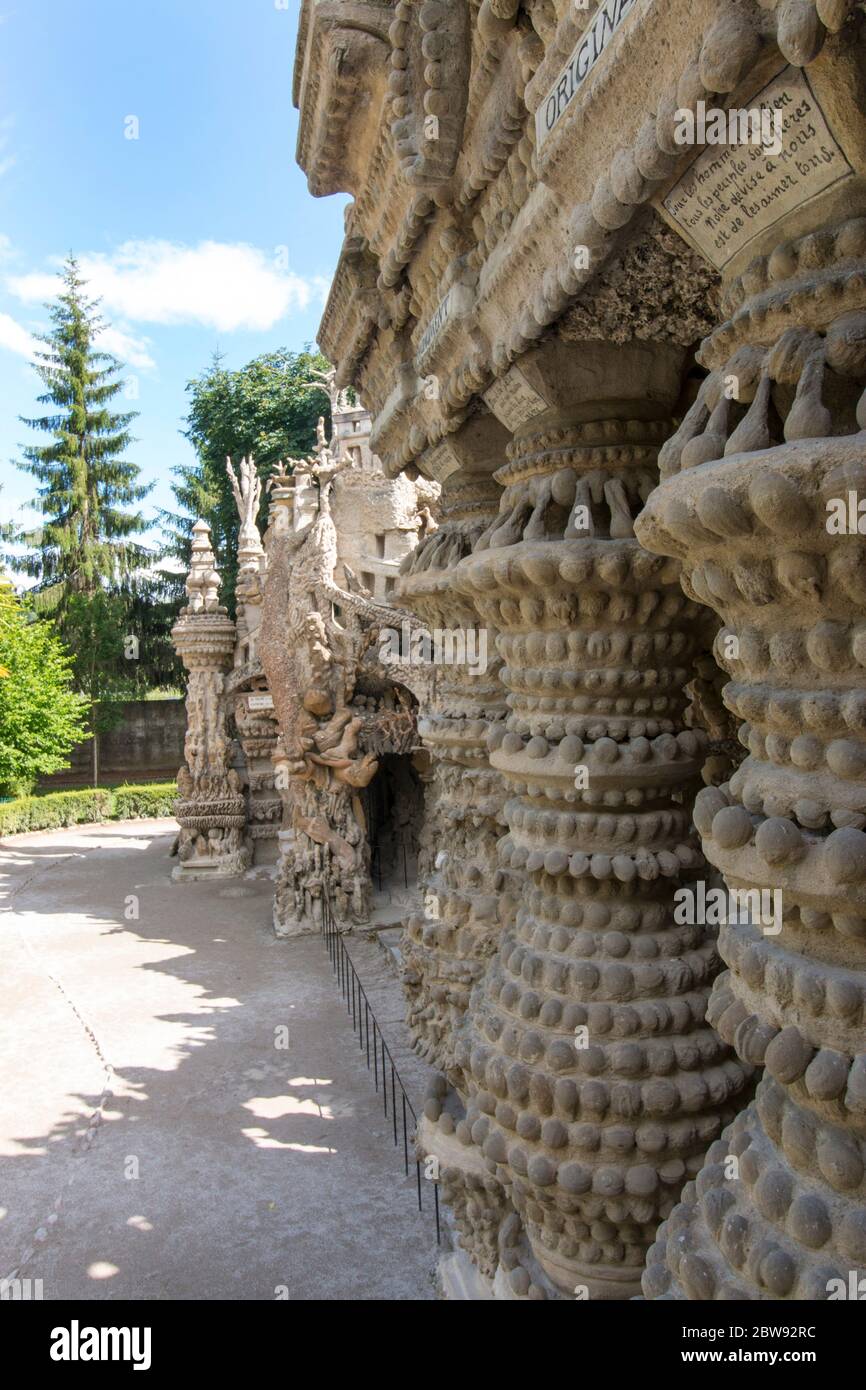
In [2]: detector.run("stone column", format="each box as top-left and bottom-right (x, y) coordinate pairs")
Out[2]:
(423, 336), (753, 1299)
(637, 216), (866, 1300)
(396, 416), (514, 1085)
(172, 521), (250, 880)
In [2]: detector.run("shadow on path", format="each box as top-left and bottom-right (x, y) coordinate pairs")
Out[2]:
(0, 822), (436, 1300)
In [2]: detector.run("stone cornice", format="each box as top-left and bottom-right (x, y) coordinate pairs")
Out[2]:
(294, 0), (394, 197)
(300, 0), (866, 478)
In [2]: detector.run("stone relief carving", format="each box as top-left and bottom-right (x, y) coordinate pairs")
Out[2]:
(389, 0), (472, 190)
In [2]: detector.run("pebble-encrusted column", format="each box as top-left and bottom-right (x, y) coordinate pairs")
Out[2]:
(423, 337), (754, 1300)
(637, 217), (866, 1300)
(396, 417), (515, 1084)
(171, 521), (250, 880)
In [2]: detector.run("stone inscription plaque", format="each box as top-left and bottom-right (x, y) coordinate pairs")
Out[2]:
(484, 366), (549, 432)
(415, 283), (474, 370)
(248, 693), (274, 711)
(663, 69), (853, 270)
(423, 439), (461, 485)
(417, 287), (455, 364)
(536, 0), (639, 149)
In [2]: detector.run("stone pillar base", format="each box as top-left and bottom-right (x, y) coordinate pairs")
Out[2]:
(171, 852), (250, 883)
(273, 911), (322, 940)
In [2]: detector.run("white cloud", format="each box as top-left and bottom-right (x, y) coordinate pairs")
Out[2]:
(0, 310), (35, 358)
(8, 239), (321, 333)
(0, 305), (153, 370)
(97, 323), (155, 371)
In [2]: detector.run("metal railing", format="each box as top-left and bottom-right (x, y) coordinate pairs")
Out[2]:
(369, 841), (411, 894)
(319, 895), (440, 1243)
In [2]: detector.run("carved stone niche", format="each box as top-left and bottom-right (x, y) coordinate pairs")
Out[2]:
(637, 212), (866, 1301)
(396, 413), (515, 1085)
(420, 335), (753, 1299)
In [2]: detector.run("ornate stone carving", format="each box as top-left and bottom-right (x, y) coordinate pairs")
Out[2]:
(291, 0), (866, 1302)
(389, 0), (472, 190)
(397, 418), (514, 1082)
(416, 339), (754, 1298)
(259, 426), (421, 935)
(637, 217), (866, 1300)
(172, 524), (250, 880)
(294, 0), (393, 198)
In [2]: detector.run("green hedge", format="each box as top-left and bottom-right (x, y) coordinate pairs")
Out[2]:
(0, 783), (177, 837)
(111, 783), (177, 821)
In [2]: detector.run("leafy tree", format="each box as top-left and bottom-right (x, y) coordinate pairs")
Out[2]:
(0, 580), (88, 797)
(163, 347), (333, 609)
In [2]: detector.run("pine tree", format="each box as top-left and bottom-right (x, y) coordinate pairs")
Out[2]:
(13, 255), (151, 602)
(9, 256), (176, 782)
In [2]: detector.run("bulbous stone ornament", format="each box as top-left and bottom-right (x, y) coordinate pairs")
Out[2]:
(637, 220), (866, 1300)
(434, 340), (753, 1298)
(397, 431), (515, 1084)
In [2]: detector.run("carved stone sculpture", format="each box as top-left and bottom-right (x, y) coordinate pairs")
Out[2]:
(419, 340), (750, 1298)
(290, 0), (866, 1301)
(259, 436), (422, 935)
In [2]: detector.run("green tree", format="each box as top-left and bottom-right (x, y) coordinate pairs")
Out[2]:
(9, 257), (180, 777)
(0, 581), (88, 797)
(163, 347), (332, 610)
(12, 255), (151, 603)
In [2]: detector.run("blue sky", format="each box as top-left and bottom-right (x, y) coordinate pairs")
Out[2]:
(0, 0), (346, 553)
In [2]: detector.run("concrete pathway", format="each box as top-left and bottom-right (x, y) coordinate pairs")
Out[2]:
(0, 821), (437, 1300)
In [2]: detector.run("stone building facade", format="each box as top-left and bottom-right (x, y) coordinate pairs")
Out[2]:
(330, 400), (438, 599)
(291, 0), (866, 1300)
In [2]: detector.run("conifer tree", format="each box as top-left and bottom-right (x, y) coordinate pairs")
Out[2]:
(13, 255), (151, 602)
(10, 257), (175, 781)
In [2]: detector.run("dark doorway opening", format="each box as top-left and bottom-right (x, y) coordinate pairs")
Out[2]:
(365, 753), (423, 900)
